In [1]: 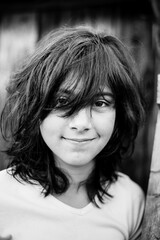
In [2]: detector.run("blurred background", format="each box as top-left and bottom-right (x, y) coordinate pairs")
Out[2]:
(0, 0), (158, 195)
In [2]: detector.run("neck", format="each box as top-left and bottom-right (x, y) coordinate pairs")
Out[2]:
(53, 158), (95, 208)
(55, 158), (95, 190)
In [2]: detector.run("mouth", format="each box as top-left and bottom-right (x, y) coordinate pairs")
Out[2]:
(62, 137), (95, 143)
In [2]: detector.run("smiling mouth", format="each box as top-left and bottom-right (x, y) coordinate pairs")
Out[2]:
(62, 137), (95, 143)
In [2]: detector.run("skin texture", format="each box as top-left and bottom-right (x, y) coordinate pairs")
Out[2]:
(40, 82), (116, 183)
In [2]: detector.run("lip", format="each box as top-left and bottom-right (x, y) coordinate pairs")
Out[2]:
(62, 137), (95, 143)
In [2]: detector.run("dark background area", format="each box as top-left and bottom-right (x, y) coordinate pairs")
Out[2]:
(0, 0), (157, 195)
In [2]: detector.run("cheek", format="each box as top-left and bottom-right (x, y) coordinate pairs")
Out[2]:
(94, 111), (116, 140)
(40, 114), (65, 139)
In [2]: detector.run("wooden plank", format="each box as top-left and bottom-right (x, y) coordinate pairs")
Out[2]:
(140, 75), (160, 240)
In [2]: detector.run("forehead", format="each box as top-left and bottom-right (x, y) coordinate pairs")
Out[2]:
(59, 71), (81, 92)
(59, 71), (112, 95)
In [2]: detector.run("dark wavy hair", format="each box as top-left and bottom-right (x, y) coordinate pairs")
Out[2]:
(0, 25), (145, 206)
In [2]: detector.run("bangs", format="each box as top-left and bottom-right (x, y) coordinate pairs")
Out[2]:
(42, 36), (130, 118)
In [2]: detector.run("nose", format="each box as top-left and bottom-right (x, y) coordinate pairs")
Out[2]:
(69, 108), (92, 132)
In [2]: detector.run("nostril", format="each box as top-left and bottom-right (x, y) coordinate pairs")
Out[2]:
(70, 125), (90, 132)
(69, 108), (91, 132)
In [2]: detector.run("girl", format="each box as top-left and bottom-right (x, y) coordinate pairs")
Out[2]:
(0, 25), (145, 240)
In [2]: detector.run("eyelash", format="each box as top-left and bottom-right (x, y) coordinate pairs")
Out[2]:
(93, 99), (111, 108)
(55, 97), (114, 109)
(55, 96), (69, 107)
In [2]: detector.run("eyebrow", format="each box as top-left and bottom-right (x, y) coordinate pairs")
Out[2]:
(95, 92), (114, 98)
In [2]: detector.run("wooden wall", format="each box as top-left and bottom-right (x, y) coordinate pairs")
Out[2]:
(0, 2), (155, 194)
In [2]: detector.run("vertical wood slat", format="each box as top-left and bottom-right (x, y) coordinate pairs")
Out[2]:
(140, 74), (160, 240)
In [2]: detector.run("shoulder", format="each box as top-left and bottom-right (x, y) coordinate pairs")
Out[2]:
(109, 172), (145, 213)
(0, 168), (42, 200)
(0, 168), (13, 186)
(0, 168), (17, 205)
(108, 172), (144, 200)
(106, 172), (145, 223)
(0, 168), (22, 195)
(114, 172), (144, 197)
(0, 167), (22, 184)
(107, 172), (145, 239)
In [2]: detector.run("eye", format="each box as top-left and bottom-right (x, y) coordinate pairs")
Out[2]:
(93, 100), (110, 108)
(55, 96), (69, 107)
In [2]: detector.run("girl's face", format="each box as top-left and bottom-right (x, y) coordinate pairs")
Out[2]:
(40, 77), (116, 171)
